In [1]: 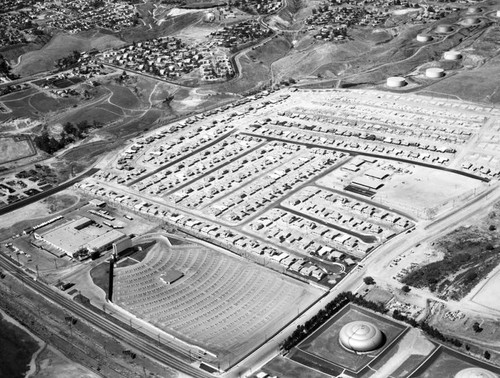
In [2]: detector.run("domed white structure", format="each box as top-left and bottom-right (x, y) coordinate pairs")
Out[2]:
(339, 321), (384, 353)
(455, 367), (498, 378)
(416, 34), (432, 42)
(386, 77), (407, 88)
(436, 24), (453, 33)
(426, 67), (445, 78)
(496, 10), (500, 17)
(444, 50), (462, 60)
(203, 12), (215, 23)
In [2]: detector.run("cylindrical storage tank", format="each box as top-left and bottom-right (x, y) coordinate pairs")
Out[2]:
(464, 17), (480, 25)
(416, 34), (432, 42)
(426, 67), (445, 78)
(467, 7), (480, 14)
(496, 10), (500, 17)
(339, 321), (384, 353)
(444, 50), (462, 60)
(436, 24), (452, 33)
(386, 77), (406, 88)
(455, 367), (498, 378)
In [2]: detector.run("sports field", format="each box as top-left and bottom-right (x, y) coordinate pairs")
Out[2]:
(0, 137), (36, 164)
(113, 236), (322, 363)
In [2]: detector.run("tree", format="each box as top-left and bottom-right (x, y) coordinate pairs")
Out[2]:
(472, 322), (483, 333)
(401, 285), (411, 293)
(289, 0), (303, 15)
(363, 276), (375, 285)
(485, 351), (491, 360)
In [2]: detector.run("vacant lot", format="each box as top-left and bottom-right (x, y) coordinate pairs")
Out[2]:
(373, 165), (484, 219)
(402, 206), (500, 300)
(13, 33), (124, 76)
(0, 137), (36, 164)
(410, 348), (500, 378)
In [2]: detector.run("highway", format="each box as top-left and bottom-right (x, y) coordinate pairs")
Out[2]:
(0, 253), (212, 378)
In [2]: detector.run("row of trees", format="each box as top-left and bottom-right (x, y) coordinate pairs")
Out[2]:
(0, 54), (18, 80)
(282, 290), (471, 354)
(282, 292), (350, 351)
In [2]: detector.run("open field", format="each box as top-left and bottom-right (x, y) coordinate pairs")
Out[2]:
(0, 87), (78, 122)
(34, 347), (99, 378)
(402, 200), (500, 299)
(373, 165), (484, 218)
(410, 347), (500, 378)
(261, 355), (332, 378)
(368, 328), (436, 378)
(0, 136), (36, 164)
(0, 310), (41, 378)
(0, 189), (82, 233)
(13, 33), (125, 77)
(471, 269), (500, 311)
(112, 236), (322, 362)
(107, 85), (141, 110)
(294, 305), (406, 374)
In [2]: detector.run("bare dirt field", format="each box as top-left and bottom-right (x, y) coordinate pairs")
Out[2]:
(471, 269), (500, 311)
(0, 189), (80, 232)
(411, 347), (500, 378)
(0, 136), (36, 164)
(34, 347), (99, 378)
(370, 328), (436, 378)
(373, 165), (484, 218)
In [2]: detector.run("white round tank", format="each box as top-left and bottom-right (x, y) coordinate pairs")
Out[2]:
(444, 50), (462, 60)
(416, 34), (432, 42)
(386, 77), (407, 88)
(467, 7), (480, 14)
(464, 17), (480, 25)
(426, 67), (445, 78)
(496, 10), (500, 17)
(339, 321), (384, 353)
(436, 24), (453, 33)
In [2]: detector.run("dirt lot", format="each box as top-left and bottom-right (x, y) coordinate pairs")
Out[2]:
(373, 165), (485, 219)
(0, 137), (36, 164)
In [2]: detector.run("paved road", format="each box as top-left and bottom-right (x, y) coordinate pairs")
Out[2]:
(0, 253), (212, 378)
(0, 167), (100, 217)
